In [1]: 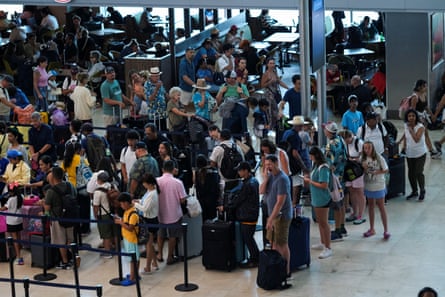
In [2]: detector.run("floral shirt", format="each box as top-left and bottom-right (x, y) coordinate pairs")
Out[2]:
(143, 80), (167, 118)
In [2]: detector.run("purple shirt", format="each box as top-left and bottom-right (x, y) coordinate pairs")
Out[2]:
(157, 173), (187, 224)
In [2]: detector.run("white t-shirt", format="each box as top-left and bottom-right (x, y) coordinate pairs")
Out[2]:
(404, 123), (427, 158)
(5, 196), (23, 225)
(120, 146), (137, 175)
(93, 182), (111, 214)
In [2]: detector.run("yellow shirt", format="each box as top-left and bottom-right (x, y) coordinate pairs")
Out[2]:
(3, 160), (30, 185)
(61, 154), (85, 187)
(122, 206), (139, 244)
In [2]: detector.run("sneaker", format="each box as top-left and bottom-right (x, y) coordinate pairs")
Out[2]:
(418, 190), (425, 201)
(434, 141), (442, 153)
(431, 151), (442, 159)
(286, 273), (294, 281)
(346, 215), (357, 222)
(100, 253), (113, 259)
(311, 243), (325, 250)
(330, 231), (343, 242)
(363, 229), (376, 238)
(353, 218), (366, 225)
(60, 262), (72, 270)
(340, 227), (348, 237)
(239, 260), (258, 269)
(318, 248), (332, 259)
(16, 258), (24, 265)
(406, 192), (418, 200)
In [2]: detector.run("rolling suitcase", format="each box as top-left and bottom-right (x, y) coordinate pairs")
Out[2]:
(288, 216), (311, 271)
(30, 234), (59, 268)
(386, 156), (406, 198)
(106, 125), (129, 160)
(202, 215), (237, 271)
(0, 232), (7, 262)
(177, 213), (203, 258)
(77, 189), (91, 234)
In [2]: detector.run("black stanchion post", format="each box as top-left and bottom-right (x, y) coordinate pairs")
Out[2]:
(175, 223), (198, 292)
(34, 216), (57, 281)
(70, 243), (81, 297)
(95, 285), (103, 297)
(132, 253), (142, 297)
(7, 237), (16, 297)
(23, 278), (30, 297)
(109, 237), (124, 285)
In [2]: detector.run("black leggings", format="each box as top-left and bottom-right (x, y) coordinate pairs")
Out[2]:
(240, 223), (260, 262)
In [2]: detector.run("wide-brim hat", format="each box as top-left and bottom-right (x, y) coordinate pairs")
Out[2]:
(193, 78), (211, 90)
(322, 121), (338, 133)
(287, 115), (306, 126)
(148, 67), (162, 76)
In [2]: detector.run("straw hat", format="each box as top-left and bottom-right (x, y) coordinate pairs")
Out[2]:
(287, 115), (306, 126)
(148, 67), (162, 76)
(193, 78), (211, 90)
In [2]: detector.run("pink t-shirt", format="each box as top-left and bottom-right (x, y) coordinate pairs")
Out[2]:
(157, 173), (187, 224)
(35, 66), (49, 87)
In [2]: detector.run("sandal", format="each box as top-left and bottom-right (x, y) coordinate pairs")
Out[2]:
(166, 257), (179, 265)
(152, 265), (159, 271)
(156, 256), (164, 262)
(142, 267), (152, 274)
(363, 230), (376, 238)
(383, 232), (391, 240)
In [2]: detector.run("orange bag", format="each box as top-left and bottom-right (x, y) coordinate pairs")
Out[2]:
(14, 104), (35, 125)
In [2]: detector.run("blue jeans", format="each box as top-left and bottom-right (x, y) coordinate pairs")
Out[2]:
(34, 86), (48, 112)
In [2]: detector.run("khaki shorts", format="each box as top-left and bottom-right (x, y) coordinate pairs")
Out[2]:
(50, 221), (74, 245)
(266, 216), (291, 245)
(104, 115), (119, 126)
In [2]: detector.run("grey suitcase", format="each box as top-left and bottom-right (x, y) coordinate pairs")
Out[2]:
(177, 213), (203, 258)
(30, 234), (59, 269)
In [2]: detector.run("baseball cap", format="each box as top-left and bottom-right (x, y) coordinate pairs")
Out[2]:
(104, 66), (115, 74)
(365, 111), (377, 120)
(97, 171), (110, 182)
(322, 121), (338, 133)
(81, 122), (93, 132)
(225, 70), (237, 79)
(135, 141), (147, 150)
(2, 74), (14, 84)
(348, 94), (358, 102)
(235, 161), (251, 172)
(7, 149), (22, 159)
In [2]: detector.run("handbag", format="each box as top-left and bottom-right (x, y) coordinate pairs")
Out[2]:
(186, 186), (202, 218)
(343, 160), (364, 182)
(213, 72), (225, 86)
(319, 164), (344, 202)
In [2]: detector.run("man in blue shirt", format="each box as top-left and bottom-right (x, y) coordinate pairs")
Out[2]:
(100, 66), (133, 126)
(341, 95), (364, 135)
(179, 47), (196, 111)
(28, 111), (56, 162)
(279, 74), (301, 120)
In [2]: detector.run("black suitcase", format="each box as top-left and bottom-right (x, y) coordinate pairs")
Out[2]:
(30, 234), (59, 269)
(0, 233), (7, 262)
(202, 219), (236, 271)
(53, 125), (72, 160)
(123, 115), (149, 130)
(77, 189), (91, 234)
(288, 216), (311, 271)
(256, 248), (288, 290)
(386, 156), (406, 198)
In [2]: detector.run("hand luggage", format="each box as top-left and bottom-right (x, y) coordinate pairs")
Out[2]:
(0, 232), (7, 262)
(177, 213), (203, 258)
(30, 234), (60, 268)
(288, 216), (311, 271)
(256, 243), (289, 290)
(386, 156), (406, 198)
(202, 214), (237, 271)
(77, 189), (91, 234)
(106, 125), (129, 160)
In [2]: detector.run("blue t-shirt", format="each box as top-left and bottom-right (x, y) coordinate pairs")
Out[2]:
(100, 79), (123, 116)
(264, 170), (292, 220)
(282, 88), (301, 119)
(179, 58), (195, 92)
(341, 110), (364, 135)
(310, 164), (331, 207)
(192, 91), (210, 119)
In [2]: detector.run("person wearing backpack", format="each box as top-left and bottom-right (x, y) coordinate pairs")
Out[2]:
(44, 167), (79, 270)
(93, 171), (118, 259)
(80, 123), (109, 172)
(322, 121), (347, 242)
(209, 129), (244, 192)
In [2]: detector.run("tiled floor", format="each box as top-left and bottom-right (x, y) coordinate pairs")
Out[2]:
(1, 62), (445, 297)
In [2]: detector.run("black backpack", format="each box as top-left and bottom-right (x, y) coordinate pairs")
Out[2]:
(53, 183), (79, 228)
(86, 135), (106, 172)
(220, 143), (243, 180)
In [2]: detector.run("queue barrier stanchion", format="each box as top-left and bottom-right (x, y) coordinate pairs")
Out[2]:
(70, 242), (81, 297)
(175, 223), (198, 292)
(23, 278), (30, 297)
(7, 237), (17, 297)
(109, 235), (124, 286)
(132, 253), (142, 297)
(95, 284), (103, 297)
(34, 216), (57, 281)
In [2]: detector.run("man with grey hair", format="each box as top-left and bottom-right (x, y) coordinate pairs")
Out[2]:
(0, 75), (17, 122)
(29, 111), (56, 162)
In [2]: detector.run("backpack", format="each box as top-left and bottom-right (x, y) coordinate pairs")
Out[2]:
(220, 143), (243, 180)
(86, 135), (106, 172)
(96, 184), (121, 211)
(319, 164), (344, 202)
(128, 211), (147, 245)
(76, 157), (93, 188)
(53, 183), (79, 228)
(360, 122), (385, 144)
(398, 94), (415, 119)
